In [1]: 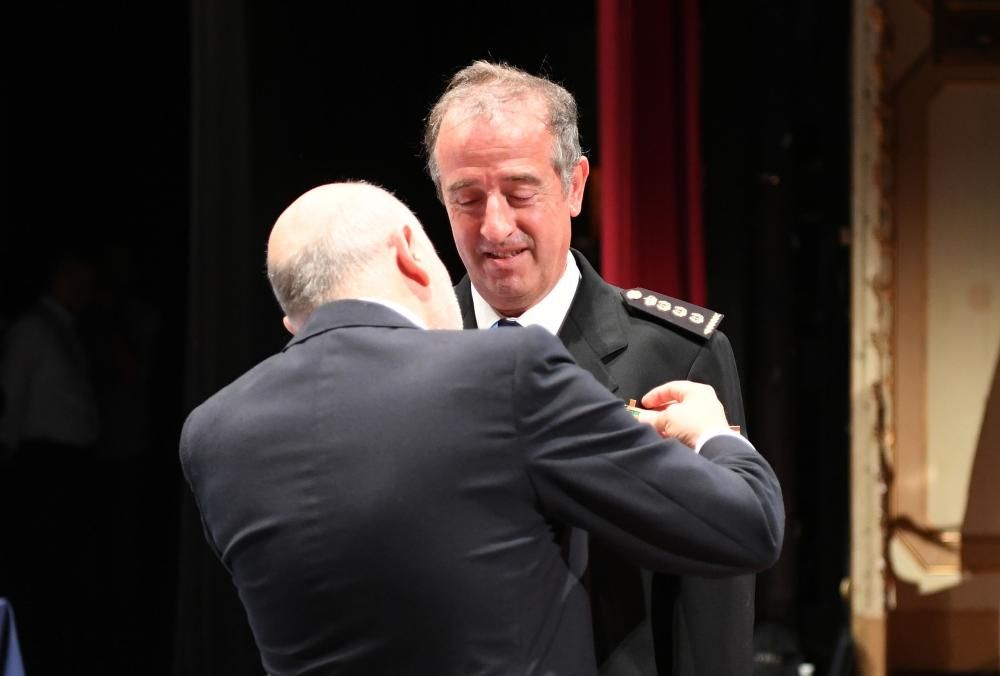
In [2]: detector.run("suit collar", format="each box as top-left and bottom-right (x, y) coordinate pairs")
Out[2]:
(283, 300), (419, 351)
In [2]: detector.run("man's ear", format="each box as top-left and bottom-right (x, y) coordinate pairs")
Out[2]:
(282, 315), (298, 336)
(394, 224), (431, 288)
(568, 156), (590, 217)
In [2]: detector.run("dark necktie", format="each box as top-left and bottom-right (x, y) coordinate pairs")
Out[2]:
(492, 318), (522, 328)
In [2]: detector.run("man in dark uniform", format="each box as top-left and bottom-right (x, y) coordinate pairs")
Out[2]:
(425, 60), (756, 676)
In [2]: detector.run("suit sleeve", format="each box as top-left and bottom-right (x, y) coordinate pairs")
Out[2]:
(513, 327), (783, 577)
(673, 327), (759, 676)
(178, 412), (228, 563)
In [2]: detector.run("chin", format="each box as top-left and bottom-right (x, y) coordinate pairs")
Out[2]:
(480, 279), (524, 305)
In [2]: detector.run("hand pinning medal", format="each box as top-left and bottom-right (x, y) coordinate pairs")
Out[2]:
(625, 398), (741, 434)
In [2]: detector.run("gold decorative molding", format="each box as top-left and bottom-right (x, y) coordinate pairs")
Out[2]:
(851, 0), (894, 644)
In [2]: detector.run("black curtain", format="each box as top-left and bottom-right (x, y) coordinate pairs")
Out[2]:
(702, 1), (851, 673)
(171, 0), (261, 673)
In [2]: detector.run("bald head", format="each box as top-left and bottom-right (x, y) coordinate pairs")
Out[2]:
(268, 183), (412, 270)
(266, 181), (461, 333)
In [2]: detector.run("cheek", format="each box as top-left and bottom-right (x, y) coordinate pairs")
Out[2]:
(451, 221), (479, 253)
(527, 210), (569, 256)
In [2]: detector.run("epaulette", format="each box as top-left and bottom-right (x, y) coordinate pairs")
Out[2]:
(620, 288), (724, 339)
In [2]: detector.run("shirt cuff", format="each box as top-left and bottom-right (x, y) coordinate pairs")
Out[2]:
(693, 428), (754, 455)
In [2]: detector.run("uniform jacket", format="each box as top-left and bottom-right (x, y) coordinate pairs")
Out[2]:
(456, 251), (759, 676)
(180, 300), (782, 676)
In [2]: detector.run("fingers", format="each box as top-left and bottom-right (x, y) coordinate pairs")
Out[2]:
(635, 381), (729, 448)
(640, 380), (712, 409)
(635, 409), (664, 431)
(635, 406), (687, 441)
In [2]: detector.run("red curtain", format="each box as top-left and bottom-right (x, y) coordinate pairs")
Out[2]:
(597, 0), (706, 305)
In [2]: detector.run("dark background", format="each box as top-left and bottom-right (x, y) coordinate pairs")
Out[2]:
(2, 1), (850, 674)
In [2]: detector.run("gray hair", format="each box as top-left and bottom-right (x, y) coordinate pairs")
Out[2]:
(423, 61), (583, 197)
(267, 241), (376, 320)
(266, 181), (413, 319)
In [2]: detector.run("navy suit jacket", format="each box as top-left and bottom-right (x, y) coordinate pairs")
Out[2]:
(456, 251), (758, 676)
(180, 300), (782, 676)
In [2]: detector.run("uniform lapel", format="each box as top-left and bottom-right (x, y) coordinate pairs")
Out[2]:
(454, 277), (479, 330)
(556, 252), (628, 396)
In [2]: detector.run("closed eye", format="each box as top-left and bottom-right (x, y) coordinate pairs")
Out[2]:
(451, 192), (484, 208)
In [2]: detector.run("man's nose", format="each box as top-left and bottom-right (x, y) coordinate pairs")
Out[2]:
(480, 194), (516, 243)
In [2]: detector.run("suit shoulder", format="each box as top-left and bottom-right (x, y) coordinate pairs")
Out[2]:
(521, 324), (574, 359)
(619, 287), (725, 342)
(180, 355), (276, 436)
